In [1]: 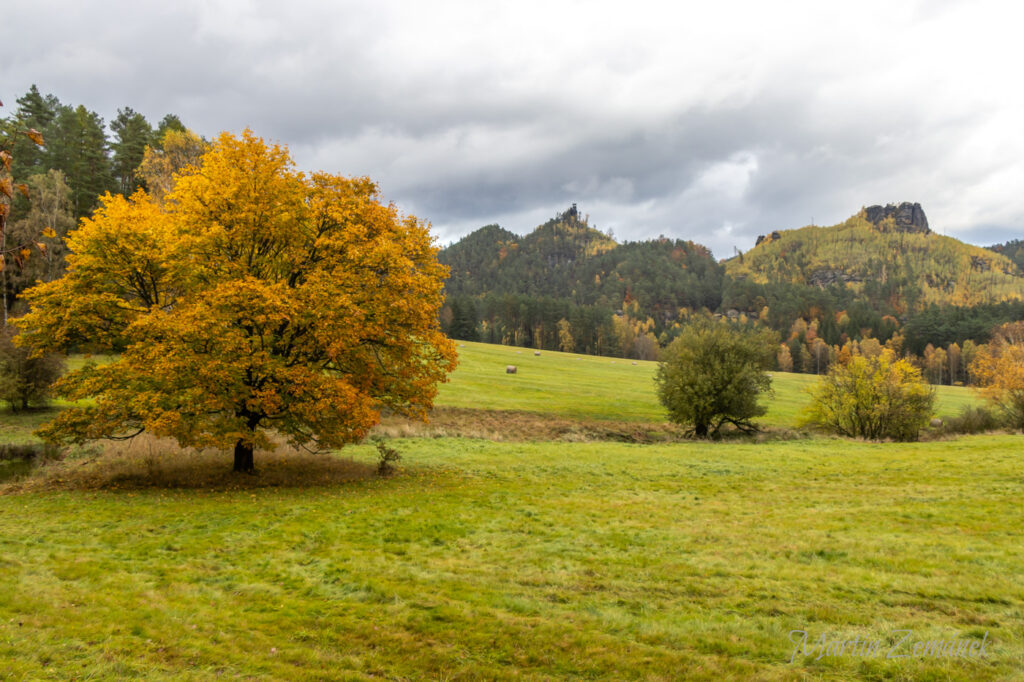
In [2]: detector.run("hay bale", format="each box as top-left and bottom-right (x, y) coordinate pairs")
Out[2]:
(534, 351), (541, 356)
(930, 417), (943, 427)
(632, 361), (638, 365)
(506, 365), (517, 374)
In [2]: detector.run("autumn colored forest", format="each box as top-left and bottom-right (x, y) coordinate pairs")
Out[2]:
(439, 203), (1024, 387)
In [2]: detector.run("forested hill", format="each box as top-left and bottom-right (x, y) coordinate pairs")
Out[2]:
(439, 202), (1024, 359)
(439, 204), (723, 326)
(988, 239), (1024, 272)
(725, 203), (1024, 312)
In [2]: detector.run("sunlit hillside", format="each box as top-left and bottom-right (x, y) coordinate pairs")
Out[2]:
(725, 210), (1024, 311)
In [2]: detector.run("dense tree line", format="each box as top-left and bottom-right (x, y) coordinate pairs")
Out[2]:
(988, 239), (1024, 272)
(0, 85), (192, 313)
(901, 301), (1024, 355)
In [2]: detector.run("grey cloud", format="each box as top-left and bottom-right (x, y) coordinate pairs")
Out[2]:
(3, 0), (1022, 260)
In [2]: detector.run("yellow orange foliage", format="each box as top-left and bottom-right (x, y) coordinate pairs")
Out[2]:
(137, 129), (211, 203)
(802, 350), (934, 441)
(970, 322), (1024, 431)
(17, 130), (457, 469)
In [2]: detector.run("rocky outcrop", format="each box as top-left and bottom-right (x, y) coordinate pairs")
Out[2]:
(754, 231), (782, 246)
(808, 268), (863, 288)
(970, 255), (991, 273)
(864, 202), (930, 234)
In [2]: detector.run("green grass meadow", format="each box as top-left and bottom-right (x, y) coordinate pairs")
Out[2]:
(0, 342), (1020, 680)
(438, 341), (980, 427)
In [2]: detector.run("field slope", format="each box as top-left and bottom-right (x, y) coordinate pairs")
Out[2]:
(436, 341), (980, 426)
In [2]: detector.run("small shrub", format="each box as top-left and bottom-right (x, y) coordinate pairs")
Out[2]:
(374, 438), (402, 476)
(942, 406), (1004, 435)
(0, 325), (64, 411)
(802, 350), (934, 441)
(0, 442), (61, 461)
(655, 319), (777, 438)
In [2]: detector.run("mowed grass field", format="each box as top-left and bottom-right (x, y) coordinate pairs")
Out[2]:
(0, 342), (1020, 680)
(437, 341), (981, 426)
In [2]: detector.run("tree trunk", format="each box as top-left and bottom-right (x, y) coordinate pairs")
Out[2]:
(233, 439), (255, 473)
(2, 212), (7, 326)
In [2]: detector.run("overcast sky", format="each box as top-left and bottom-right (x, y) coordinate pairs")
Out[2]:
(3, 0), (1022, 258)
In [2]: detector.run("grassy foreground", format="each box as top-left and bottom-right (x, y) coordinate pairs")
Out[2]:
(0, 341), (1017, 679)
(2, 436), (1022, 679)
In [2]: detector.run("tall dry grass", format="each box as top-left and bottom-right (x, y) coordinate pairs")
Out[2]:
(371, 406), (799, 442)
(2, 433), (378, 493)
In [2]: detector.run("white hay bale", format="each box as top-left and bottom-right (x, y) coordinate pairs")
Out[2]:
(506, 365), (517, 374)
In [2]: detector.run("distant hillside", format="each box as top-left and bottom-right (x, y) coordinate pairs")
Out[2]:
(437, 205), (723, 354)
(438, 202), (1024, 361)
(441, 204), (722, 316)
(988, 239), (1024, 272)
(726, 203), (1024, 312)
(441, 205), (617, 301)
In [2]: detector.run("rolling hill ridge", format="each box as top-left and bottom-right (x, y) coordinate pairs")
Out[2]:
(438, 202), (1023, 355)
(440, 204), (723, 316)
(726, 202), (1024, 312)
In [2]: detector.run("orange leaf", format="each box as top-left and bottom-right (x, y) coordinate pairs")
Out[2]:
(0, 255), (5, 273)
(0, 151), (10, 171)
(36, 242), (47, 254)
(42, 226), (57, 239)
(26, 129), (44, 146)
(20, 247), (31, 259)
(0, 177), (11, 198)
(16, 183), (30, 200)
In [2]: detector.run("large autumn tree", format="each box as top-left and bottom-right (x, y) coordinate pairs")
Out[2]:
(17, 130), (457, 472)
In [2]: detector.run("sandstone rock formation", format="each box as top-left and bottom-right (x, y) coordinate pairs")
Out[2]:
(808, 268), (864, 288)
(864, 202), (930, 234)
